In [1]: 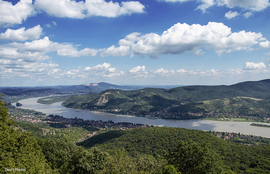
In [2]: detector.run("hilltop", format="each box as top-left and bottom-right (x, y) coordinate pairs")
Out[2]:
(62, 79), (270, 121)
(77, 127), (270, 173)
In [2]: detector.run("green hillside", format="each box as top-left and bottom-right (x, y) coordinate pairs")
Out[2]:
(14, 121), (99, 142)
(78, 127), (270, 173)
(62, 79), (270, 120)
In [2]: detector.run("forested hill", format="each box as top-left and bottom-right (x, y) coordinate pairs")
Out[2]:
(62, 79), (270, 119)
(78, 127), (270, 173)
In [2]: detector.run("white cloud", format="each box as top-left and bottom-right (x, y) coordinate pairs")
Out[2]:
(81, 63), (124, 78)
(84, 67), (91, 71)
(100, 45), (130, 57)
(45, 21), (57, 28)
(0, 46), (50, 62)
(119, 32), (141, 46)
(129, 66), (148, 78)
(34, 0), (145, 19)
(217, 0), (270, 11)
(0, 0), (36, 26)
(92, 62), (112, 71)
(85, 1), (145, 17)
(57, 47), (99, 57)
(243, 11), (253, 18)
(259, 40), (270, 48)
(244, 62), (266, 70)
(1, 36), (99, 60)
(10, 36), (58, 53)
(34, 0), (86, 19)
(174, 69), (217, 76)
(0, 25), (43, 41)
(52, 21), (57, 26)
(119, 22), (268, 57)
(196, 0), (215, 12)
(163, 0), (270, 13)
(0, 59), (60, 78)
(225, 11), (239, 19)
(153, 68), (175, 76)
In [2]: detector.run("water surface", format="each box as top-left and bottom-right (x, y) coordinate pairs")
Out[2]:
(17, 97), (270, 138)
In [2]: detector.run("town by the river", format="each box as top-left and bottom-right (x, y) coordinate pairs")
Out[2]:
(17, 97), (270, 138)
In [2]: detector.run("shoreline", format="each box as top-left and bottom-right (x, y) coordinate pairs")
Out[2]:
(15, 97), (270, 138)
(31, 96), (270, 124)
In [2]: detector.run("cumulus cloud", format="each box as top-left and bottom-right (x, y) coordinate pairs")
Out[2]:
(0, 25), (43, 41)
(196, 0), (215, 12)
(100, 45), (130, 57)
(34, 0), (86, 19)
(225, 11), (239, 19)
(1, 36), (100, 61)
(34, 0), (145, 18)
(0, 59), (60, 79)
(217, 0), (270, 12)
(0, 0), (36, 26)
(173, 68), (219, 76)
(163, 0), (270, 13)
(3, 22), (268, 60)
(244, 62), (266, 70)
(259, 40), (270, 48)
(115, 22), (268, 58)
(102, 22), (269, 58)
(128, 66), (148, 78)
(89, 62), (124, 77)
(57, 47), (99, 57)
(153, 68), (175, 76)
(0, 46), (50, 62)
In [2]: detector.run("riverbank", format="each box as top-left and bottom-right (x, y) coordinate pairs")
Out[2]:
(203, 117), (269, 123)
(251, 123), (270, 128)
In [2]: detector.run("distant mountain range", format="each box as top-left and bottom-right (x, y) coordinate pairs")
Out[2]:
(62, 79), (270, 120)
(0, 82), (180, 97)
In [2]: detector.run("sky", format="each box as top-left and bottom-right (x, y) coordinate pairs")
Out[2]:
(0, 0), (270, 87)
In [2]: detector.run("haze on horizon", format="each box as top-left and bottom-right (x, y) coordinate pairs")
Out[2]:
(0, 0), (270, 87)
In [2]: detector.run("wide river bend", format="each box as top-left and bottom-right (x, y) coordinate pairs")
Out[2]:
(17, 97), (270, 138)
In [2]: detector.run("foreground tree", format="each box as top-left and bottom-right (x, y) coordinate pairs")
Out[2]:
(0, 96), (54, 173)
(38, 138), (108, 173)
(167, 140), (224, 174)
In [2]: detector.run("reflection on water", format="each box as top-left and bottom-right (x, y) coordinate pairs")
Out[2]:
(17, 97), (270, 138)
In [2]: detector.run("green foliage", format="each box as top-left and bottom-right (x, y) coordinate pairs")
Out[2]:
(161, 165), (179, 174)
(37, 95), (71, 105)
(199, 97), (270, 118)
(99, 149), (165, 174)
(167, 140), (224, 174)
(38, 138), (108, 174)
(251, 123), (270, 128)
(79, 127), (270, 173)
(63, 79), (270, 120)
(8, 104), (46, 118)
(0, 96), (53, 173)
(14, 121), (98, 142)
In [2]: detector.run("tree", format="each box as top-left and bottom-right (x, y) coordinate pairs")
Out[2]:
(167, 140), (224, 174)
(38, 138), (108, 174)
(0, 96), (54, 173)
(161, 165), (180, 174)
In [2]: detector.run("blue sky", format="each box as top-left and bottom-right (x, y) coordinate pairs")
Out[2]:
(0, 0), (270, 86)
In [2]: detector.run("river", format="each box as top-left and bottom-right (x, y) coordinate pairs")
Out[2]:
(17, 97), (270, 138)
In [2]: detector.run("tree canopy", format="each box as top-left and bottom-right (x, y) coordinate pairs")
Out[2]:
(167, 140), (224, 174)
(0, 96), (54, 173)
